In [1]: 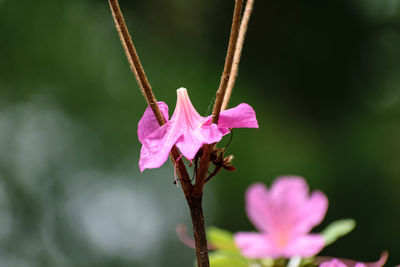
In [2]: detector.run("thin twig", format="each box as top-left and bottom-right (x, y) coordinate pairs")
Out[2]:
(211, 0), (244, 124)
(204, 165), (223, 184)
(195, 0), (244, 197)
(108, 0), (165, 125)
(222, 0), (254, 111)
(108, 0), (192, 190)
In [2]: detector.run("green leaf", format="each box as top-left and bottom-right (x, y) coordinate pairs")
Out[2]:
(321, 219), (356, 246)
(207, 227), (239, 252)
(209, 251), (249, 267)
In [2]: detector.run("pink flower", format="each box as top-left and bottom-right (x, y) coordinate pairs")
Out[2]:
(138, 87), (258, 172)
(316, 252), (388, 267)
(234, 176), (328, 259)
(320, 259), (366, 267)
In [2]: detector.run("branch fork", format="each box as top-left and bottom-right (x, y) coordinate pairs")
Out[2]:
(107, 0), (255, 266)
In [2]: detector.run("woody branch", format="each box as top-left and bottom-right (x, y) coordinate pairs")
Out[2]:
(107, 0), (209, 266)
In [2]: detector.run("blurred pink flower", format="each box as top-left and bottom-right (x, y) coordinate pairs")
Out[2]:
(234, 176), (328, 259)
(138, 87), (258, 172)
(320, 259), (366, 267)
(316, 252), (388, 267)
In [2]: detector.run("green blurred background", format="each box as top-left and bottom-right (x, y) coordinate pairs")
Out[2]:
(0, 0), (399, 266)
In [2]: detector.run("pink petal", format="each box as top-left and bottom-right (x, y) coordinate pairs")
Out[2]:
(234, 232), (277, 259)
(316, 252), (388, 267)
(319, 259), (348, 267)
(245, 183), (272, 233)
(295, 190), (328, 235)
(139, 122), (182, 172)
(138, 102), (169, 144)
(266, 176), (328, 237)
(269, 176), (309, 205)
(202, 103), (259, 135)
(284, 234), (325, 258)
(171, 88), (224, 159)
(368, 252), (389, 267)
(176, 123), (222, 160)
(264, 177), (310, 235)
(218, 103), (259, 128)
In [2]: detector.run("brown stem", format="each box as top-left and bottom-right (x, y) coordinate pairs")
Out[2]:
(170, 147), (193, 198)
(188, 196), (209, 267)
(191, 148), (212, 266)
(222, 0), (255, 111)
(211, 0), (244, 124)
(194, 0), (244, 197)
(108, 0), (165, 125)
(195, 0), (244, 193)
(190, 1), (252, 259)
(195, 0), (244, 195)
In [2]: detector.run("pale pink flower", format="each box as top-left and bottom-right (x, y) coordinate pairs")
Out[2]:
(138, 87), (258, 172)
(234, 176), (328, 259)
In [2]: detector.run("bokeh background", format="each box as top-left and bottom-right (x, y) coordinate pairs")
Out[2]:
(0, 0), (399, 266)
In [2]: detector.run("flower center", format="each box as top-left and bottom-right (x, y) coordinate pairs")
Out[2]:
(276, 231), (289, 248)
